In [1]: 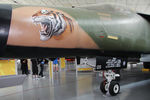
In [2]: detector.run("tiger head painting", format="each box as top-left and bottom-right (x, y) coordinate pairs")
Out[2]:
(32, 9), (74, 41)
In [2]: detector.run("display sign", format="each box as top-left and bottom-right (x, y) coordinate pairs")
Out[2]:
(0, 60), (16, 76)
(60, 58), (66, 69)
(95, 56), (127, 70)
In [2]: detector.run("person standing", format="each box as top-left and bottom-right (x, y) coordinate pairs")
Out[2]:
(31, 59), (38, 79)
(21, 59), (28, 75)
(53, 58), (58, 72)
(38, 58), (45, 78)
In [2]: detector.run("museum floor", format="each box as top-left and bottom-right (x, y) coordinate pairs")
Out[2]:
(0, 68), (150, 100)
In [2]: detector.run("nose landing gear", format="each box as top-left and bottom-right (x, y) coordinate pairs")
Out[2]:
(100, 70), (120, 96)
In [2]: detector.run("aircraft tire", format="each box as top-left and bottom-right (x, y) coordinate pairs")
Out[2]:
(100, 80), (107, 94)
(109, 81), (120, 96)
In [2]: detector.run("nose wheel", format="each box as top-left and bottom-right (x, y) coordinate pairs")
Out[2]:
(109, 81), (120, 96)
(100, 80), (108, 94)
(100, 70), (120, 96)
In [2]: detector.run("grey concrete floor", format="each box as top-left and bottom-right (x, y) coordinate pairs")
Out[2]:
(0, 69), (150, 100)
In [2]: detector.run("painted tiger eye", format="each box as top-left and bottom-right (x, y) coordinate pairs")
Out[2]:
(41, 10), (49, 14)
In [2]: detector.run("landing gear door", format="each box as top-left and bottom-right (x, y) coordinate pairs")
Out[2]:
(96, 56), (127, 70)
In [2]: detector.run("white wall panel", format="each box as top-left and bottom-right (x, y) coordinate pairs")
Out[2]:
(0, 0), (150, 14)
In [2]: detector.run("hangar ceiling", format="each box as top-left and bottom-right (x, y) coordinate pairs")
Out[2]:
(0, 0), (150, 14)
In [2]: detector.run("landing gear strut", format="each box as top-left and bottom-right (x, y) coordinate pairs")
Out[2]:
(100, 70), (120, 96)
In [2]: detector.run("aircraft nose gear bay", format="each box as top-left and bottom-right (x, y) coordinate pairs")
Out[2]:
(95, 56), (127, 96)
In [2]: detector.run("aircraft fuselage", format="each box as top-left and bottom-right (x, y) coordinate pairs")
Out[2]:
(0, 4), (149, 58)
